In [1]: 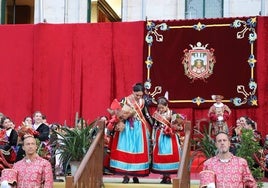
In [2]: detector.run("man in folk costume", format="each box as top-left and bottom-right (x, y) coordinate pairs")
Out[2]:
(151, 96), (185, 184)
(200, 132), (256, 188)
(208, 95), (231, 135)
(12, 135), (53, 188)
(109, 83), (153, 184)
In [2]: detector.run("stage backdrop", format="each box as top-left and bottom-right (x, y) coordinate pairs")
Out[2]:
(0, 17), (267, 137)
(143, 16), (268, 136)
(0, 21), (145, 126)
(144, 17), (257, 109)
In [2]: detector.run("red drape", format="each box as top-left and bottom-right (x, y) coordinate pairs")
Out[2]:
(33, 22), (144, 124)
(0, 25), (34, 124)
(0, 22), (145, 126)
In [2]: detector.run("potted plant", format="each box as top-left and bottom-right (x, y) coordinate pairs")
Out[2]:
(191, 127), (217, 171)
(236, 129), (264, 188)
(53, 119), (99, 175)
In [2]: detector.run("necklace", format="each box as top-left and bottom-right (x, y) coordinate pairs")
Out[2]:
(220, 158), (229, 163)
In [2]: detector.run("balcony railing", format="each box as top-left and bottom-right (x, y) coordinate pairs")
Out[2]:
(65, 119), (191, 188)
(173, 121), (192, 188)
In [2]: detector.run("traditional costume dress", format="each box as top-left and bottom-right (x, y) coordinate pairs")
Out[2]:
(33, 123), (50, 142)
(202, 154), (257, 188)
(208, 96), (231, 135)
(0, 128), (18, 164)
(12, 155), (53, 188)
(109, 94), (152, 176)
(33, 123), (51, 160)
(151, 109), (182, 174)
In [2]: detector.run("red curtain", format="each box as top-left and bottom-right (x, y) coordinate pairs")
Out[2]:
(0, 22), (145, 127)
(32, 22), (146, 126)
(33, 24), (78, 126)
(0, 25), (34, 125)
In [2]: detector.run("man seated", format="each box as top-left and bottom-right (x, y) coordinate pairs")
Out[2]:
(1, 135), (53, 188)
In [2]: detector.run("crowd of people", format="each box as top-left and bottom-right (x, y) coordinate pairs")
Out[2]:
(103, 84), (266, 187)
(0, 83), (266, 187)
(0, 111), (55, 187)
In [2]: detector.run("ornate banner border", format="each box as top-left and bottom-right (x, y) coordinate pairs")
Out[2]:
(144, 17), (257, 107)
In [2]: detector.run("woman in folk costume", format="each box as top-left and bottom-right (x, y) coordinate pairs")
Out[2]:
(208, 95), (231, 135)
(151, 96), (185, 184)
(109, 83), (153, 184)
(0, 117), (18, 164)
(16, 116), (40, 161)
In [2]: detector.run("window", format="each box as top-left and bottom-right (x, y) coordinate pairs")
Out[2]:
(185, 0), (223, 19)
(1, 0), (34, 24)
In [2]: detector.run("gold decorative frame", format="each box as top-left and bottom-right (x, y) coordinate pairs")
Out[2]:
(144, 17), (257, 107)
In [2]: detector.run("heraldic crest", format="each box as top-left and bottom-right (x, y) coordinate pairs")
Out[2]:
(182, 42), (216, 82)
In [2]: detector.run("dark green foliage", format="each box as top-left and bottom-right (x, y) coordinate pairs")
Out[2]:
(236, 129), (264, 187)
(198, 132), (217, 158)
(53, 119), (99, 175)
(192, 127), (217, 159)
(191, 127), (217, 169)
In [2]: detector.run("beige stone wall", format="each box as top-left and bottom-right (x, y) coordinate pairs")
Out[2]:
(0, 0), (266, 24)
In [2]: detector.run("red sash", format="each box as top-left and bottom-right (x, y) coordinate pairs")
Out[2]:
(152, 112), (171, 128)
(126, 95), (151, 131)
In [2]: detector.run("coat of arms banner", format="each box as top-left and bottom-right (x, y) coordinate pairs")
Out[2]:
(144, 17), (257, 108)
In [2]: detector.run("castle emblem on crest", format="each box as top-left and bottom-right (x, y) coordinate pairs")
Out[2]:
(182, 42), (216, 82)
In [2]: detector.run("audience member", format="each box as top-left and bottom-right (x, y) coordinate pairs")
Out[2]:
(16, 115), (40, 162)
(11, 135), (53, 187)
(33, 111), (50, 142)
(0, 112), (5, 129)
(23, 116), (33, 127)
(243, 117), (263, 146)
(0, 117), (18, 163)
(233, 116), (263, 146)
(200, 132), (257, 188)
